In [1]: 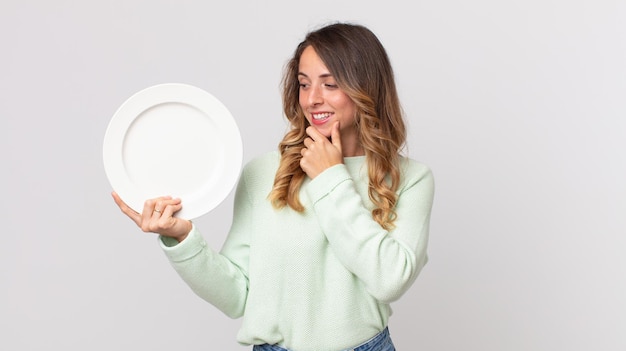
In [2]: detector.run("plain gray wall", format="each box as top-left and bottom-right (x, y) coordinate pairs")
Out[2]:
(1, 0), (624, 350)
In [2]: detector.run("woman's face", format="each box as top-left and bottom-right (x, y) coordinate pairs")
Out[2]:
(298, 46), (361, 155)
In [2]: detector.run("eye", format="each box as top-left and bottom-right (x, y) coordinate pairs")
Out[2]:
(324, 83), (338, 89)
(298, 82), (310, 89)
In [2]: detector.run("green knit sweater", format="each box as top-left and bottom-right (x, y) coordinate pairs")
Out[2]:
(160, 151), (434, 351)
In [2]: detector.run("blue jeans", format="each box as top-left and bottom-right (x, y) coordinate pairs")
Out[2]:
(252, 327), (395, 351)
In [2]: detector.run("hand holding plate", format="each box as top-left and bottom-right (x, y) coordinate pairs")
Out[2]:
(112, 191), (192, 242)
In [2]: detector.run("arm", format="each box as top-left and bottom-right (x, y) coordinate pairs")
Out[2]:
(159, 169), (253, 318)
(307, 162), (435, 304)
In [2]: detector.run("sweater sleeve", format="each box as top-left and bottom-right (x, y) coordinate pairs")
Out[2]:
(306, 162), (435, 304)
(158, 167), (253, 318)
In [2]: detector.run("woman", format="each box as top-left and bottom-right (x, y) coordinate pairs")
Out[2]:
(113, 22), (435, 351)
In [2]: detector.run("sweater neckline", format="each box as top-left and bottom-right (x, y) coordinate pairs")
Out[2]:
(343, 155), (366, 166)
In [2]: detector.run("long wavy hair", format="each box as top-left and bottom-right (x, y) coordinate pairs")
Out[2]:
(268, 22), (407, 230)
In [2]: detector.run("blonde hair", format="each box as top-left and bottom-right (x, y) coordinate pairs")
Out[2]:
(268, 23), (406, 230)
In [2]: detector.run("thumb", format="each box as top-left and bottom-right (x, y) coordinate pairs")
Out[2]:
(331, 121), (342, 151)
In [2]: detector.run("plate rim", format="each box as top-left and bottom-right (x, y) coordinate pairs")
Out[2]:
(103, 83), (243, 219)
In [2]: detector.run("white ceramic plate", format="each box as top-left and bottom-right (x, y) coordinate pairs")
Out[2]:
(103, 83), (242, 219)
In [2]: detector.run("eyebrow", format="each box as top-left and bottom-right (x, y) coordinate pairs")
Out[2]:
(297, 72), (334, 78)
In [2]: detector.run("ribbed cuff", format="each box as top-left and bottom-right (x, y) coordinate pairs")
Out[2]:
(306, 164), (352, 205)
(158, 224), (208, 263)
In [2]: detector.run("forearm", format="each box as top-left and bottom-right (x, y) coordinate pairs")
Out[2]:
(160, 225), (249, 318)
(308, 163), (434, 303)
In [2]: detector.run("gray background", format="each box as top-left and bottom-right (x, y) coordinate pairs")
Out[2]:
(1, 0), (624, 350)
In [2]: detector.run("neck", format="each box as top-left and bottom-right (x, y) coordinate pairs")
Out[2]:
(342, 143), (365, 157)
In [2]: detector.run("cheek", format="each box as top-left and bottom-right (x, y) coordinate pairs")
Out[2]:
(336, 98), (356, 118)
(298, 94), (307, 110)
(332, 91), (354, 111)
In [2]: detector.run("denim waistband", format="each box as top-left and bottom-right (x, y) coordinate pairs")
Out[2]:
(252, 327), (392, 351)
(350, 327), (391, 351)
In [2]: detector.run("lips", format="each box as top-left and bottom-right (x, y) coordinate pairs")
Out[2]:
(311, 112), (331, 125)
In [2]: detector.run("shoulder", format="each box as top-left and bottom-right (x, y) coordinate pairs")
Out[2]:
(242, 150), (280, 173)
(239, 150), (280, 192)
(398, 157), (435, 191)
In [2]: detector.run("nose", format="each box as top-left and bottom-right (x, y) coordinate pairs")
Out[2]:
(307, 85), (323, 107)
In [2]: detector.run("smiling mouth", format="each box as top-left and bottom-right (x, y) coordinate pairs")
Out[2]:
(312, 112), (331, 120)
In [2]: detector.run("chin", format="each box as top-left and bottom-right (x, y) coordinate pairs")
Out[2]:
(312, 125), (332, 138)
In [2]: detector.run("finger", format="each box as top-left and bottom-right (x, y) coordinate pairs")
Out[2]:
(154, 199), (183, 233)
(150, 203), (163, 222)
(151, 197), (177, 219)
(112, 191), (141, 224)
(330, 121), (342, 151)
(161, 197), (182, 213)
(112, 191), (129, 212)
(141, 196), (171, 231)
(303, 137), (313, 148)
(305, 126), (324, 141)
(161, 201), (183, 221)
(141, 199), (156, 231)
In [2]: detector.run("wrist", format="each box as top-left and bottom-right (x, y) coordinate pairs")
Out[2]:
(174, 220), (193, 243)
